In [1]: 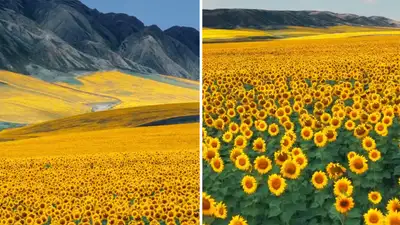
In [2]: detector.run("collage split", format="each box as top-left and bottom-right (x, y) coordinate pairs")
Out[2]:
(0, 0), (399, 225)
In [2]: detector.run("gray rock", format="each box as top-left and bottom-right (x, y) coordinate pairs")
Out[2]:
(203, 9), (400, 29)
(0, 0), (199, 80)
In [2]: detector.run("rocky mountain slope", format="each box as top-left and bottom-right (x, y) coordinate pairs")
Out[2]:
(0, 0), (199, 80)
(203, 9), (400, 29)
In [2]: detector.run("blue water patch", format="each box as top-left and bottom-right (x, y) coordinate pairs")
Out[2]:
(0, 122), (26, 131)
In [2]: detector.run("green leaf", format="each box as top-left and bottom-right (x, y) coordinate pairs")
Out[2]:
(347, 208), (361, 218)
(268, 205), (281, 218)
(345, 218), (361, 225)
(394, 165), (400, 175)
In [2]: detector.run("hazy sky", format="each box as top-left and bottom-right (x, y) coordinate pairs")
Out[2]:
(81, 0), (200, 30)
(203, 0), (400, 20)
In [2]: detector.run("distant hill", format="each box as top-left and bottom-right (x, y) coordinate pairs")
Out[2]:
(0, 0), (199, 80)
(203, 9), (400, 29)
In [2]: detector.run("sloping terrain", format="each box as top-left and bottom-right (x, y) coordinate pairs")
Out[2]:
(0, 70), (199, 124)
(0, 102), (199, 140)
(57, 71), (199, 109)
(203, 9), (400, 29)
(0, 0), (199, 80)
(0, 122), (199, 157)
(203, 25), (400, 42)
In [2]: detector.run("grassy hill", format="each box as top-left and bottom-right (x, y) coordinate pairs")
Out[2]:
(203, 25), (400, 43)
(0, 102), (198, 141)
(0, 71), (199, 124)
(0, 122), (199, 158)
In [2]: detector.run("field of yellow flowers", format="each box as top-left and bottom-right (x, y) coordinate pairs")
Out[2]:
(202, 35), (400, 225)
(0, 121), (199, 225)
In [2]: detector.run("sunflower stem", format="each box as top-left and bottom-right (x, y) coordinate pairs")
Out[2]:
(339, 213), (346, 225)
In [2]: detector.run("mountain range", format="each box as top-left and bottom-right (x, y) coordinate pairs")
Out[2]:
(0, 0), (200, 81)
(203, 9), (400, 29)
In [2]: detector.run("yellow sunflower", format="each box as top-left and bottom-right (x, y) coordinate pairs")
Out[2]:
(347, 151), (356, 161)
(274, 150), (291, 166)
(333, 177), (353, 197)
(210, 157), (224, 173)
(368, 149), (381, 162)
(311, 171), (328, 190)
(202, 147), (219, 162)
(255, 120), (268, 132)
(291, 147), (303, 156)
(335, 196), (355, 214)
(208, 137), (221, 151)
(293, 154), (308, 170)
(234, 135), (248, 149)
(326, 163), (346, 180)
(344, 120), (356, 131)
(314, 131), (328, 148)
(228, 216), (248, 225)
(268, 174), (287, 196)
(268, 123), (280, 136)
(280, 160), (301, 180)
(301, 127), (314, 141)
(349, 154), (369, 175)
(387, 198), (400, 213)
(363, 208), (384, 225)
(324, 126), (338, 142)
(252, 137), (266, 152)
(202, 193), (215, 216)
(385, 211), (400, 225)
(254, 156), (272, 175)
(230, 148), (243, 162)
(235, 154), (250, 171)
(222, 131), (233, 143)
(241, 175), (257, 194)
(374, 122), (388, 137)
(214, 202), (227, 219)
(368, 191), (382, 204)
(362, 136), (376, 152)
(354, 124), (369, 139)
(229, 122), (240, 134)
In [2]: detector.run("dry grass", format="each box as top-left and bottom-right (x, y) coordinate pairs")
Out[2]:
(0, 102), (199, 139)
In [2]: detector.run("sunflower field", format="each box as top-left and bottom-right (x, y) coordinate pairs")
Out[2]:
(0, 124), (200, 225)
(202, 36), (400, 225)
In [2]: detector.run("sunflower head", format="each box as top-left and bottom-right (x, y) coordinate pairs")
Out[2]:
(363, 208), (384, 225)
(362, 136), (376, 152)
(234, 135), (247, 149)
(268, 123), (280, 136)
(214, 202), (228, 219)
(368, 149), (381, 162)
(333, 177), (353, 197)
(385, 211), (400, 225)
(301, 127), (314, 140)
(387, 198), (400, 213)
(314, 131), (328, 148)
(274, 150), (291, 166)
(326, 163), (346, 179)
(235, 154), (250, 171)
(222, 131), (233, 143)
(311, 171), (328, 190)
(349, 154), (369, 175)
(241, 175), (257, 195)
(268, 174), (287, 196)
(202, 193), (215, 216)
(211, 157), (224, 173)
(368, 191), (382, 204)
(335, 196), (355, 214)
(228, 215), (248, 225)
(280, 160), (301, 180)
(252, 137), (266, 152)
(254, 156), (272, 175)
(230, 148), (243, 162)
